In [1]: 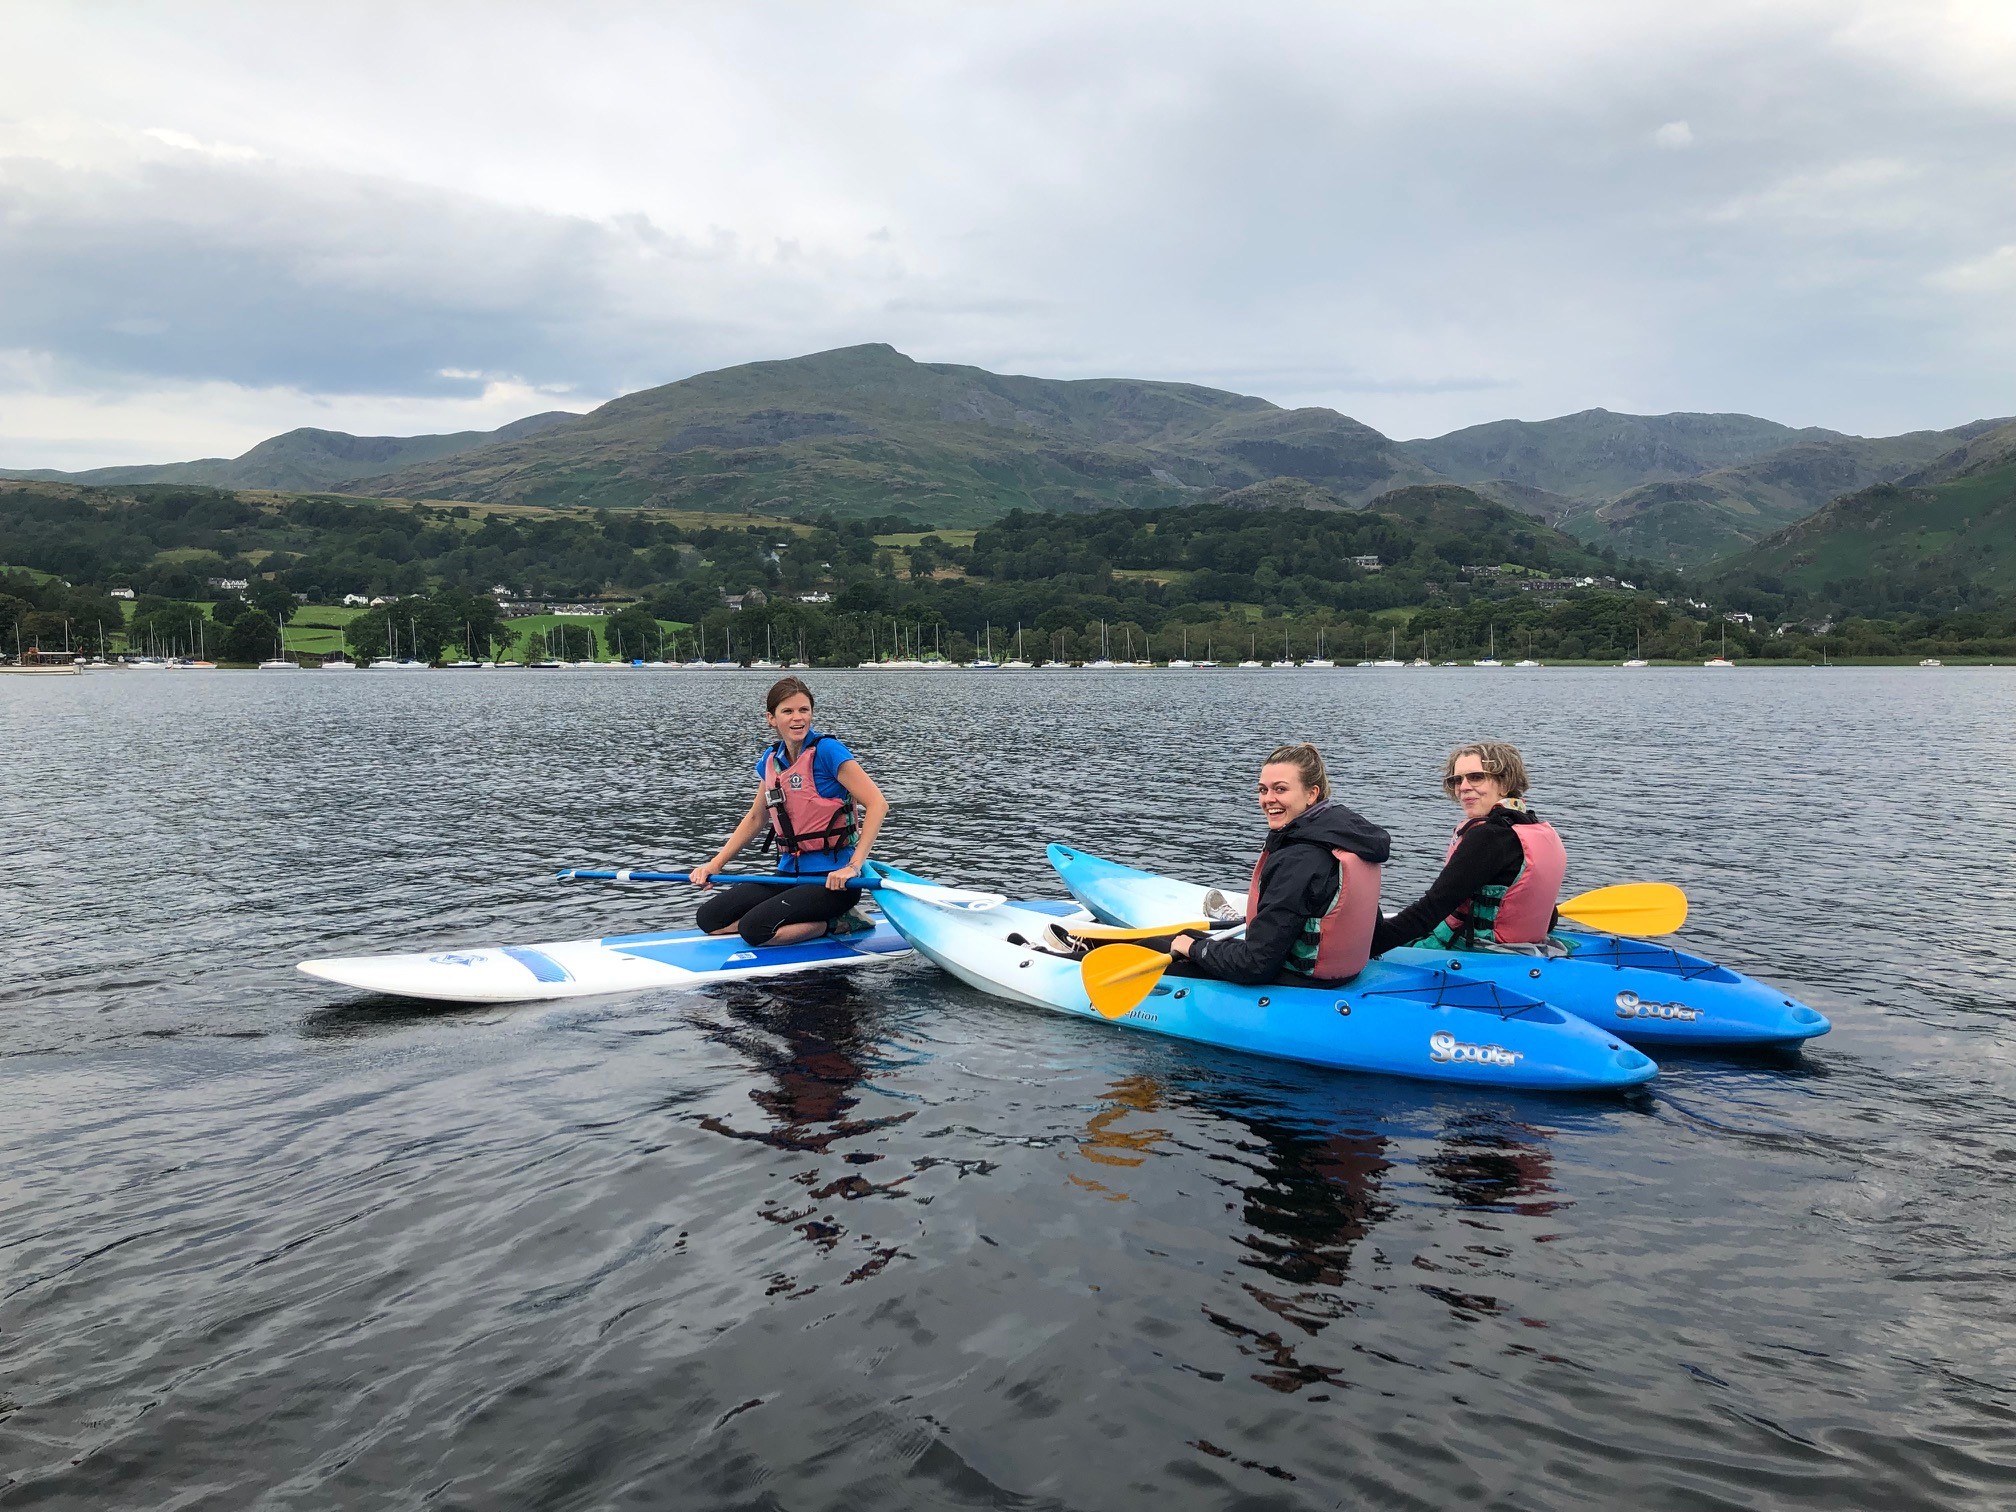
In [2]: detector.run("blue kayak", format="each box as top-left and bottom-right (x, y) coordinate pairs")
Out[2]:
(1047, 844), (1829, 1048)
(867, 862), (1656, 1092)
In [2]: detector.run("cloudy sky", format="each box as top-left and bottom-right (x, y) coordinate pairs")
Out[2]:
(4, 0), (2014, 468)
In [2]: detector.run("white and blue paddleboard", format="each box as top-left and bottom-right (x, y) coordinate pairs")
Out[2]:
(298, 918), (910, 1004)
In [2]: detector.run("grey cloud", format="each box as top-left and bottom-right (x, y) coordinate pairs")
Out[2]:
(0, 155), (728, 396)
(2, 2), (2015, 452)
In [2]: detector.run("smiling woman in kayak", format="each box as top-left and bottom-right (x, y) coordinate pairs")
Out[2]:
(1167, 743), (1391, 985)
(689, 676), (890, 946)
(1370, 740), (1566, 955)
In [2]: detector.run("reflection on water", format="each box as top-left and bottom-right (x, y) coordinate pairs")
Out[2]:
(4, 669), (2016, 1508)
(1422, 1112), (1563, 1216)
(695, 979), (911, 1153)
(1063, 1075), (1173, 1200)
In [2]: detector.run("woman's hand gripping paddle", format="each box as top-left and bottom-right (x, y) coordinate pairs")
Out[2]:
(1556, 883), (1687, 936)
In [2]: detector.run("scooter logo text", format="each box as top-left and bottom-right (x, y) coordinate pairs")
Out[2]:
(1429, 1031), (1524, 1068)
(1615, 991), (1702, 1022)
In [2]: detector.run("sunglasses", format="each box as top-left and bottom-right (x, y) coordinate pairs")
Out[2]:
(1444, 769), (1498, 788)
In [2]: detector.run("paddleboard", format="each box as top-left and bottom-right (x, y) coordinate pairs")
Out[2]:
(298, 918), (910, 1004)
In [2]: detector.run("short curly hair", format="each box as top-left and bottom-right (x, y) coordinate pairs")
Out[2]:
(1441, 741), (1529, 800)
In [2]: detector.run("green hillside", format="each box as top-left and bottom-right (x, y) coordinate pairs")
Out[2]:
(357, 344), (1443, 523)
(1713, 451), (2016, 615)
(1562, 420), (2009, 567)
(0, 412), (577, 491)
(2, 468), (1701, 663)
(6, 343), (2007, 569)
(1396, 408), (1836, 500)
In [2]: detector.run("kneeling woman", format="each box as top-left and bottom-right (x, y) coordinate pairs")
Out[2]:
(689, 676), (890, 946)
(1369, 740), (1565, 956)
(1168, 743), (1391, 986)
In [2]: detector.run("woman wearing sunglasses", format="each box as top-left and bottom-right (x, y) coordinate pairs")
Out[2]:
(1370, 741), (1566, 955)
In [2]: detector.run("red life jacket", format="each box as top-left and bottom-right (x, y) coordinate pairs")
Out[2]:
(1247, 846), (1381, 981)
(1440, 814), (1566, 944)
(761, 735), (856, 863)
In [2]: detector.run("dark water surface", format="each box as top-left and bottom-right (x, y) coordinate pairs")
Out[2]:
(4, 668), (2014, 1510)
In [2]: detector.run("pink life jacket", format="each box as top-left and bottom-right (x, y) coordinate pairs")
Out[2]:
(1440, 815), (1566, 944)
(761, 735), (856, 863)
(1248, 847), (1381, 981)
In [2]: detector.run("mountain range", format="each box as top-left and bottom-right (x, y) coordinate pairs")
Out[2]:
(5, 344), (2006, 571)
(1715, 418), (2016, 612)
(0, 411), (577, 493)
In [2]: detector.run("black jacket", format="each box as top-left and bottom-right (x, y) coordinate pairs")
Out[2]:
(1188, 800), (1391, 986)
(1370, 804), (1549, 955)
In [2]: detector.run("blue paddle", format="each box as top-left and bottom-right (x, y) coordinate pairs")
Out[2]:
(555, 867), (1004, 911)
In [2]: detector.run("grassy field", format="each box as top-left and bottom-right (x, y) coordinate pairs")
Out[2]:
(280, 622), (346, 655)
(505, 614), (691, 660)
(295, 603), (368, 622)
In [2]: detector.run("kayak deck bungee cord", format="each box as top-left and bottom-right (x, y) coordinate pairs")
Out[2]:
(1046, 844), (1829, 1047)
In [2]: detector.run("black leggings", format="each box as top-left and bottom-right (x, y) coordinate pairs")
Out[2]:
(695, 880), (863, 946)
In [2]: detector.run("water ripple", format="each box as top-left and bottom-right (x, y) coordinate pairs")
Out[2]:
(2, 667), (2013, 1508)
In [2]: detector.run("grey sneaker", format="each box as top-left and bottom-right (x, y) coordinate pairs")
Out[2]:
(1041, 921), (1088, 956)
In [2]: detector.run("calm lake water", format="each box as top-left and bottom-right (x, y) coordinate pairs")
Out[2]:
(4, 667), (2014, 1510)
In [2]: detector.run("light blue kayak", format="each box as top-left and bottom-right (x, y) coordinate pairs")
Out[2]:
(867, 862), (1655, 1092)
(1047, 844), (1829, 1048)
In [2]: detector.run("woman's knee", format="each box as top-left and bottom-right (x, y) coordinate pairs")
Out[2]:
(697, 882), (766, 936)
(736, 896), (798, 946)
(736, 912), (780, 947)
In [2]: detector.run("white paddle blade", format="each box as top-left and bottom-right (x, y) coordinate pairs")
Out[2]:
(879, 879), (1005, 911)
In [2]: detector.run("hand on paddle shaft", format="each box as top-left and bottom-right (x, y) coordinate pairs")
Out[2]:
(554, 868), (1006, 912)
(1076, 882), (1690, 1021)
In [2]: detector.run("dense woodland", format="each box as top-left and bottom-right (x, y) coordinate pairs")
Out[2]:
(3, 479), (2013, 664)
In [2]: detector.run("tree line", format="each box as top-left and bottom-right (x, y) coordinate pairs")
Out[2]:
(8, 476), (2016, 663)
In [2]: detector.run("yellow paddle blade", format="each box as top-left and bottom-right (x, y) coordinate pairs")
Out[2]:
(1065, 919), (1211, 942)
(1558, 882), (1688, 937)
(1079, 943), (1173, 1019)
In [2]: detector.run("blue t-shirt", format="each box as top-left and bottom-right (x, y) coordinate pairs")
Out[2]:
(755, 730), (858, 875)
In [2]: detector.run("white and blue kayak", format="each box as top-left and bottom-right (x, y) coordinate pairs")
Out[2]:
(298, 917), (909, 1003)
(867, 862), (1655, 1091)
(1047, 844), (1829, 1048)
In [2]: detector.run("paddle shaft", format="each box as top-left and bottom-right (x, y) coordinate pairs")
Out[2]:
(556, 866), (1008, 911)
(558, 868), (876, 888)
